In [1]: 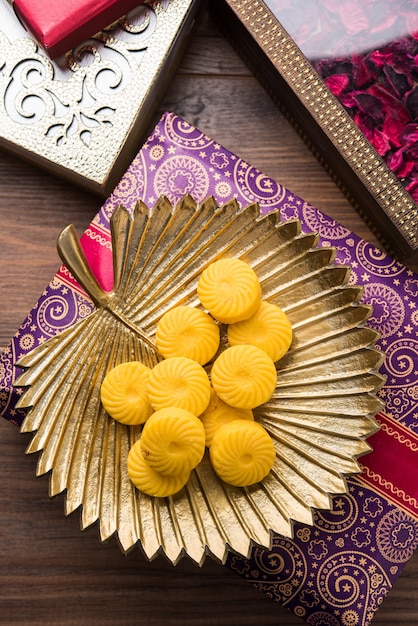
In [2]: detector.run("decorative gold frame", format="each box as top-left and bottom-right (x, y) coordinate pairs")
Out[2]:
(212, 0), (418, 270)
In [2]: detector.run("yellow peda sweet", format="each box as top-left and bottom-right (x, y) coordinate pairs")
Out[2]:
(140, 407), (206, 476)
(209, 419), (276, 487)
(147, 356), (211, 415)
(211, 344), (277, 409)
(228, 300), (293, 362)
(197, 258), (262, 324)
(199, 388), (254, 447)
(155, 305), (220, 365)
(127, 438), (190, 497)
(100, 361), (153, 425)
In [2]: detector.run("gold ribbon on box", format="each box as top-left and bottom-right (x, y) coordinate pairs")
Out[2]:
(14, 196), (384, 564)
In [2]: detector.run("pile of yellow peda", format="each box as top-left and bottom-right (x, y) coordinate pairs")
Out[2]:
(100, 258), (293, 497)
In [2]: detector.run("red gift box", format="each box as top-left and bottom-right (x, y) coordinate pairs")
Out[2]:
(13, 0), (145, 58)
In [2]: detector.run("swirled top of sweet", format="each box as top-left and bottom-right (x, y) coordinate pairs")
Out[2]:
(209, 419), (276, 487)
(100, 361), (153, 425)
(197, 258), (262, 324)
(228, 300), (292, 363)
(140, 407), (206, 476)
(211, 344), (278, 409)
(147, 356), (211, 416)
(156, 305), (220, 365)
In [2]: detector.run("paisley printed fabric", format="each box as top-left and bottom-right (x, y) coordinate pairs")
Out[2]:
(1, 111), (418, 625)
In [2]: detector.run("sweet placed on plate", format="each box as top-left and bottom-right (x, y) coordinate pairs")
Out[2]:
(101, 258), (293, 497)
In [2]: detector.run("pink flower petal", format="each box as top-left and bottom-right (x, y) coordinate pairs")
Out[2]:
(382, 113), (405, 148)
(372, 128), (391, 155)
(406, 180), (418, 201)
(324, 74), (350, 96)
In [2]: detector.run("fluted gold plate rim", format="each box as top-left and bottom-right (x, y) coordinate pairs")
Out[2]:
(14, 195), (385, 565)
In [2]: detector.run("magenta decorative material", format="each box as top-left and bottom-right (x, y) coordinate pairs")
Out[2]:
(1, 112), (418, 625)
(264, 0), (418, 201)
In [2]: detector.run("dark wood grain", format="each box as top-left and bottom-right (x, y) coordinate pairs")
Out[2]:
(0, 8), (417, 626)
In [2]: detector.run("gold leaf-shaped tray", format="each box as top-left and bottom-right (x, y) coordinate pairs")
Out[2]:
(14, 195), (385, 565)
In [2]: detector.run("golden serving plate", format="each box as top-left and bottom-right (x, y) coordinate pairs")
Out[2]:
(14, 195), (384, 565)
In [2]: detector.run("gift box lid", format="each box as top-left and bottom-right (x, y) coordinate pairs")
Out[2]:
(210, 0), (418, 272)
(0, 0), (203, 196)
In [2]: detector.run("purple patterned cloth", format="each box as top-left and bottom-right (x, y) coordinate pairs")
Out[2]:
(1, 112), (418, 625)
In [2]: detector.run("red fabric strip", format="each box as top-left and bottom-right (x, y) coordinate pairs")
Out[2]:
(359, 412), (418, 520)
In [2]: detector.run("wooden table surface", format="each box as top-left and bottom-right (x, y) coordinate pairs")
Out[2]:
(1, 7), (417, 625)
